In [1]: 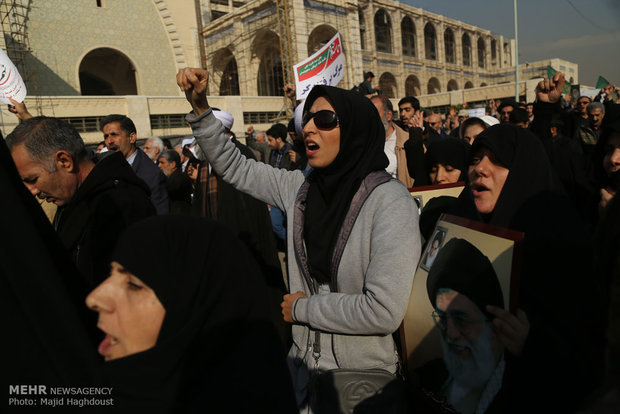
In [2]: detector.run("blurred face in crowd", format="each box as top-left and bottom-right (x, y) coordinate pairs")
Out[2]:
(267, 135), (282, 151)
(576, 97), (591, 116)
(371, 98), (391, 134)
(526, 104), (534, 118)
(468, 147), (509, 214)
(603, 133), (620, 176)
(103, 122), (136, 159)
(462, 123), (485, 145)
(86, 261), (165, 361)
(143, 140), (160, 161)
(499, 106), (514, 124)
(588, 108), (604, 129)
(429, 164), (462, 185)
(157, 157), (176, 177)
(11, 144), (78, 206)
(435, 289), (500, 387)
(428, 113), (442, 133)
(256, 132), (266, 143)
(399, 102), (416, 125)
(96, 143), (105, 154)
(303, 96), (340, 169)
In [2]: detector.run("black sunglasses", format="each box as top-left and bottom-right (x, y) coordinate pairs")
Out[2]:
(302, 110), (339, 130)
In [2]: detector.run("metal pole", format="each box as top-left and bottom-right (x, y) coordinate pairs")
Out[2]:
(513, 0), (519, 101)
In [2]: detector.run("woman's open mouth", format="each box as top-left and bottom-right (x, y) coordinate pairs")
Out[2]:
(305, 140), (320, 157)
(98, 333), (119, 358)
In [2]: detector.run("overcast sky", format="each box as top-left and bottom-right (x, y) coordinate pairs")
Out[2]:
(401, 0), (620, 87)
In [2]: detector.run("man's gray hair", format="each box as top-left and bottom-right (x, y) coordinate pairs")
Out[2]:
(159, 149), (181, 168)
(587, 101), (605, 113)
(6, 116), (87, 171)
(146, 136), (164, 152)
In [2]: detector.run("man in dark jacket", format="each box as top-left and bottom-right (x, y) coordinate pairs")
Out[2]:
(7, 116), (155, 288)
(158, 149), (193, 215)
(101, 114), (169, 214)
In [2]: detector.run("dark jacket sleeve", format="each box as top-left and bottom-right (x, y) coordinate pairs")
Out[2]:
(404, 127), (430, 187)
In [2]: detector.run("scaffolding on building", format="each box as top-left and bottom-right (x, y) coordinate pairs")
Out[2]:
(274, 0), (295, 119)
(0, 0), (42, 116)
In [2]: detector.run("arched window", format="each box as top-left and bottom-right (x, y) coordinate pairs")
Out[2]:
(427, 77), (440, 94)
(401, 17), (416, 57)
(444, 28), (455, 64)
(359, 10), (366, 50)
(374, 10), (392, 53)
(308, 25), (338, 55)
(405, 75), (421, 96)
(464, 81), (473, 89)
(79, 48), (137, 95)
(213, 47), (240, 96)
(253, 31), (283, 96)
(447, 79), (458, 91)
(462, 34), (471, 67)
(379, 72), (397, 98)
(424, 23), (436, 60)
(220, 59), (239, 96)
(491, 39), (497, 64)
(480, 82), (487, 87)
(477, 37), (486, 68)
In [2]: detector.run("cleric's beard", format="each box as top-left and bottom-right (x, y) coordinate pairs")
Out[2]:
(441, 322), (498, 390)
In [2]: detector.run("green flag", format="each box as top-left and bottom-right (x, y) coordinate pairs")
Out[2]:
(546, 66), (571, 94)
(596, 76), (610, 89)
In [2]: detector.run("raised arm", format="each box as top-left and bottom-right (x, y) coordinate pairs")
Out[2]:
(177, 68), (304, 209)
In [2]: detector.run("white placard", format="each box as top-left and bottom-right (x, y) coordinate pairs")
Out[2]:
(294, 33), (344, 100)
(0, 48), (27, 105)
(468, 107), (485, 118)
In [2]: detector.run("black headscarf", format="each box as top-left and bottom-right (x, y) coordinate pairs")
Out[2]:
(458, 124), (563, 227)
(424, 138), (470, 182)
(303, 86), (388, 284)
(426, 238), (504, 319)
(103, 216), (296, 412)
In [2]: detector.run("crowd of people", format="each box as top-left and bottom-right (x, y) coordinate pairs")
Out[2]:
(3, 67), (619, 414)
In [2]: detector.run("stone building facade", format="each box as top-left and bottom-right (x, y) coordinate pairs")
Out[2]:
(200, 0), (578, 99)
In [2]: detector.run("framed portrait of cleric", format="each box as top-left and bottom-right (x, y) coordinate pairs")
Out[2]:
(419, 226), (447, 271)
(409, 182), (465, 211)
(399, 213), (524, 387)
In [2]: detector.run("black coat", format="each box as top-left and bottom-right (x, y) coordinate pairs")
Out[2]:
(54, 152), (156, 288)
(166, 168), (193, 215)
(132, 147), (170, 214)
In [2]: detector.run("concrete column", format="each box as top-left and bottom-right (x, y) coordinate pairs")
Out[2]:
(126, 96), (152, 138)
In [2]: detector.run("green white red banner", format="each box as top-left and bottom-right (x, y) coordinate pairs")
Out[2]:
(294, 33), (344, 100)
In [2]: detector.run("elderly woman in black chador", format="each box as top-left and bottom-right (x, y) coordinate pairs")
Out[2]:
(449, 123), (604, 413)
(86, 216), (297, 412)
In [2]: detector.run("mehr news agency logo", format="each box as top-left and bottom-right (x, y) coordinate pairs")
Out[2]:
(8, 385), (114, 408)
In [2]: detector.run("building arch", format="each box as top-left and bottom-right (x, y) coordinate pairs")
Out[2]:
(424, 22), (437, 60)
(444, 28), (455, 64)
(252, 30), (283, 96)
(359, 9), (367, 50)
(212, 47), (239, 96)
(152, 0), (187, 70)
(480, 82), (488, 87)
(379, 72), (397, 98)
(427, 77), (441, 94)
(462, 33), (471, 66)
(491, 38), (497, 64)
(447, 79), (458, 91)
(464, 81), (474, 89)
(401, 17), (416, 57)
(374, 9), (392, 53)
(78, 47), (138, 95)
(307, 24), (338, 55)
(477, 37), (486, 68)
(405, 75), (421, 96)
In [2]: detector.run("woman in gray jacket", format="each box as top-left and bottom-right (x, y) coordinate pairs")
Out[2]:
(177, 68), (421, 412)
